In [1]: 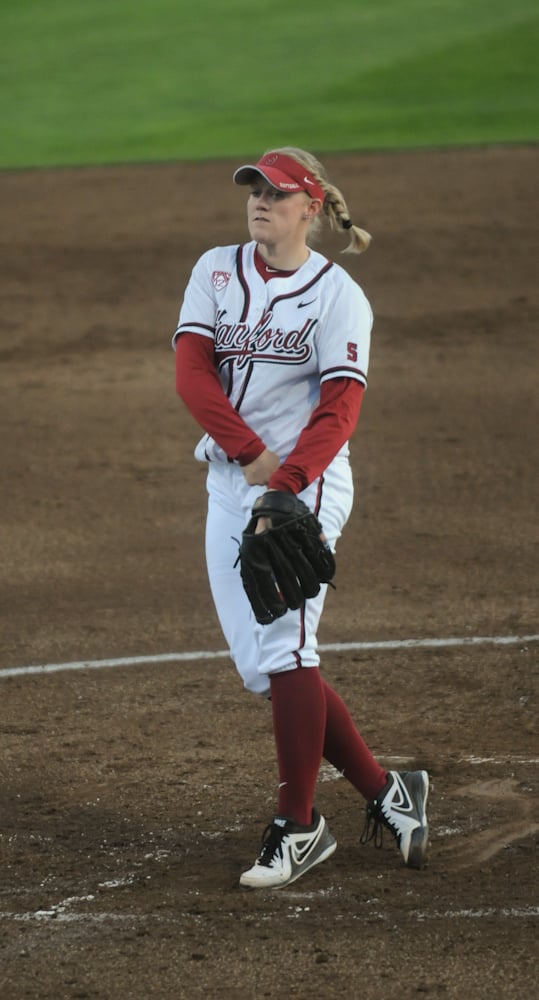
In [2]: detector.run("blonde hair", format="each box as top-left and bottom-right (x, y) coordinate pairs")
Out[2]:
(268, 146), (372, 254)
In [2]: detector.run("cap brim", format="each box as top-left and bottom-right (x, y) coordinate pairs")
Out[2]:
(233, 164), (303, 193)
(233, 165), (275, 187)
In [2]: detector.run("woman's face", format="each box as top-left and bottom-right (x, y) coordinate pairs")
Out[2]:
(247, 180), (314, 248)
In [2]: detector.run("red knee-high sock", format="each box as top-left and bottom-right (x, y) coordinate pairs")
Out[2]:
(270, 668), (327, 827)
(322, 679), (387, 800)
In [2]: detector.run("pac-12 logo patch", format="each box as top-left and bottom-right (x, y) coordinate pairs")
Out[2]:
(212, 270), (231, 291)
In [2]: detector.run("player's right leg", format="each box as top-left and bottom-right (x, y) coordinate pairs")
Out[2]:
(204, 464), (269, 695)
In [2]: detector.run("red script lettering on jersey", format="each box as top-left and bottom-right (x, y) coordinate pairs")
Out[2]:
(214, 309), (316, 370)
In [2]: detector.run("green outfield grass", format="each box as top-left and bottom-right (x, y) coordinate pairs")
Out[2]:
(0, 0), (537, 168)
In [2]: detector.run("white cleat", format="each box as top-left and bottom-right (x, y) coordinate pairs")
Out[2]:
(240, 809), (336, 889)
(360, 770), (429, 869)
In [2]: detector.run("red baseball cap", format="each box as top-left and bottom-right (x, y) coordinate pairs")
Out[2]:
(233, 151), (325, 202)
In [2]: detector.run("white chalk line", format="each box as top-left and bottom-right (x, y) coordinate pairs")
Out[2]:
(1, 633), (537, 679)
(1, 904), (537, 927)
(413, 906), (539, 921)
(282, 897), (539, 921)
(0, 900), (539, 925)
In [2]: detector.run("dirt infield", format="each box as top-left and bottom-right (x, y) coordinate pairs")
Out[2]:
(1, 146), (538, 999)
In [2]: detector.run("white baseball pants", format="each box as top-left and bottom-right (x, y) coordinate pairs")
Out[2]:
(204, 457), (354, 697)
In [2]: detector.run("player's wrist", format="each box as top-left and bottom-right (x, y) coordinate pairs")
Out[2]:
(237, 439), (267, 466)
(268, 467), (307, 494)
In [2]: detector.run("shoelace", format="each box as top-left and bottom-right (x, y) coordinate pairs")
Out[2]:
(360, 803), (384, 848)
(257, 823), (286, 867)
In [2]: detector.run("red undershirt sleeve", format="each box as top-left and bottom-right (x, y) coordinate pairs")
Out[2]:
(175, 332), (265, 465)
(268, 378), (364, 494)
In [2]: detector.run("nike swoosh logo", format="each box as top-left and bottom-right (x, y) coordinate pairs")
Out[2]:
(290, 830), (323, 863)
(391, 803), (414, 816)
(389, 776), (413, 813)
(298, 298), (316, 308)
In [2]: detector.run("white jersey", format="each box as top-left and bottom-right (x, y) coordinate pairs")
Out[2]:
(173, 240), (372, 463)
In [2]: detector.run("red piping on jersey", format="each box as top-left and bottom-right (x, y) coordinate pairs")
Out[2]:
(254, 246), (297, 281)
(223, 359), (234, 397)
(313, 475), (324, 517)
(236, 246), (251, 322)
(294, 482), (321, 669)
(293, 605), (307, 664)
(267, 260), (334, 311)
(174, 320), (214, 343)
(233, 360), (254, 412)
(322, 364), (368, 384)
(299, 604), (306, 651)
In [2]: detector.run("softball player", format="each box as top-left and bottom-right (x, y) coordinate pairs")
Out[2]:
(173, 147), (429, 888)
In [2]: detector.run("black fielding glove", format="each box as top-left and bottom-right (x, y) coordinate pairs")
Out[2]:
(238, 491), (336, 625)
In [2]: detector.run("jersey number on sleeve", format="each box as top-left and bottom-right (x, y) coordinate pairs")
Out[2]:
(347, 342), (358, 362)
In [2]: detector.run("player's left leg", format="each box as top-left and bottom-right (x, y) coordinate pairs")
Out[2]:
(360, 770), (430, 869)
(322, 680), (388, 799)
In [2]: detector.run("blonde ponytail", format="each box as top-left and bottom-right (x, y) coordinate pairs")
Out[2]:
(268, 146), (372, 254)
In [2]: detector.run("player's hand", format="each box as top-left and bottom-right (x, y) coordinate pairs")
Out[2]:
(242, 449), (280, 486)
